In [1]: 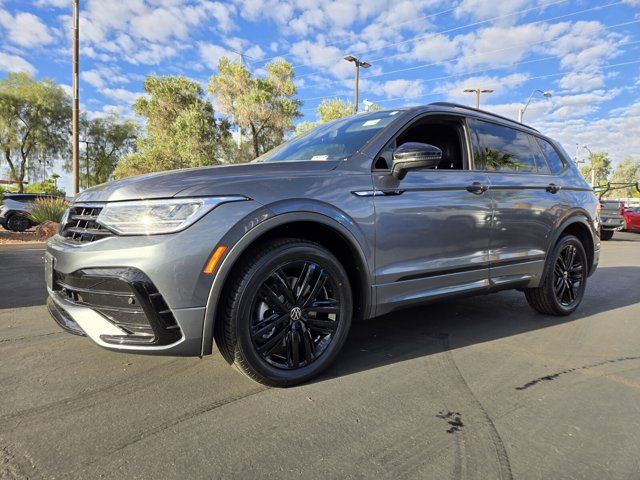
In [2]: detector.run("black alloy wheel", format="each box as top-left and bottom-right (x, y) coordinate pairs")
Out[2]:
(524, 234), (588, 316)
(251, 260), (341, 370)
(552, 243), (584, 308)
(219, 238), (352, 387)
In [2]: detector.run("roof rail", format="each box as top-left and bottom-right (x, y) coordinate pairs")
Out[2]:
(429, 102), (540, 132)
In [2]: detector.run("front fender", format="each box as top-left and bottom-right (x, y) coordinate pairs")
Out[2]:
(199, 203), (374, 356)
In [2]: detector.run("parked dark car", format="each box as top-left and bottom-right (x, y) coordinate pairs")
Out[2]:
(46, 103), (600, 386)
(599, 200), (626, 240)
(0, 193), (57, 232)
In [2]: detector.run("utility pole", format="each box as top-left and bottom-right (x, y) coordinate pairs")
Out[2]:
(464, 88), (493, 109)
(344, 55), (372, 113)
(72, 0), (80, 195)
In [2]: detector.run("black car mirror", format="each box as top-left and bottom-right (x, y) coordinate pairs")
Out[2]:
(391, 142), (442, 179)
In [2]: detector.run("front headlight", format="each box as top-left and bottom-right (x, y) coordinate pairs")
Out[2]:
(96, 196), (246, 235)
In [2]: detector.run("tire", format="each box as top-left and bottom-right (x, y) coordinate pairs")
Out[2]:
(219, 238), (353, 387)
(6, 214), (31, 232)
(600, 229), (614, 241)
(524, 234), (588, 316)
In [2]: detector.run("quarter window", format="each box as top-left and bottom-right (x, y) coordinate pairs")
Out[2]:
(536, 138), (566, 174)
(469, 119), (538, 173)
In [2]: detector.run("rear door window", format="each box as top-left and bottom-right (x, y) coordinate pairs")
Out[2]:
(468, 119), (538, 173)
(535, 138), (566, 174)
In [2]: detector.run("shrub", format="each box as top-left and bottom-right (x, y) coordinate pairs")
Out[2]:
(28, 197), (69, 224)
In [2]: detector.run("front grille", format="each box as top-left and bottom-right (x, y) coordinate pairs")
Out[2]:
(60, 205), (114, 243)
(52, 267), (181, 346)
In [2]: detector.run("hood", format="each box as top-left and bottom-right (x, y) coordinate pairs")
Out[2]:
(74, 161), (340, 203)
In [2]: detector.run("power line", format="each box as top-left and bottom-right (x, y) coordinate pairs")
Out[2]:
(248, 5), (459, 66)
(289, 0), (573, 78)
(298, 19), (640, 101)
(298, 40), (640, 110)
(372, 59), (640, 106)
(295, 2), (631, 89)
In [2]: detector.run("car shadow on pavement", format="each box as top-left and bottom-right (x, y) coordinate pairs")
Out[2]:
(318, 266), (640, 383)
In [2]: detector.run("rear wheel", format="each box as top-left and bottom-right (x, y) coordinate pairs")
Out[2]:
(525, 235), (587, 316)
(6, 214), (31, 232)
(219, 238), (352, 387)
(600, 229), (614, 241)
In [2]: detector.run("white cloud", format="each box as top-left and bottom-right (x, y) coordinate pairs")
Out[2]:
(435, 73), (530, 104)
(379, 79), (425, 100)
(455, 0), (536, 23)
(0, 51), (36, 75)
(102, 88), (140, 105)
(81, 70), (105, 89)
(199, 43), (234, 70)
(0, 10), (54, 47)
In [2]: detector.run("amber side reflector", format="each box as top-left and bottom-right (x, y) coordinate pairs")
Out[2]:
(203, 245), (228, 274)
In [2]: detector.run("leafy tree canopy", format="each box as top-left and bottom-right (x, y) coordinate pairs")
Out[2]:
(606, 156), (640, 198)
(208, 58), (301, 158)
(115, 75), (230, 178)
(77, 113), (137, 187)
(580, 151), (611, 187)
(0, 73), (71, 192)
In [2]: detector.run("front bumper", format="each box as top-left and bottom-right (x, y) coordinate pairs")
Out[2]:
(45, 200), (260, 356)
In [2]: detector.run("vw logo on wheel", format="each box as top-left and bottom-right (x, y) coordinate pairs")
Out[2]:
(290, 307), (302, 321)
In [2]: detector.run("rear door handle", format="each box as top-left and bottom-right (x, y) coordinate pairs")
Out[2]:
(466, 182), (488, 194)
(546, 183), (561, 194)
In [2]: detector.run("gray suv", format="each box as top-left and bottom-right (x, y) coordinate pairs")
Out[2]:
(46, 103), (600, 386)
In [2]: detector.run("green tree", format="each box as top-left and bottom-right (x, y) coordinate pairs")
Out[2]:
(580, 151), (611, 187)
(0, 73), (71, 192)
(607, 156), (640, 198)
(317, 98), (353, 122)
(294, 99), (354, 137)
(208, 58), (302, 158)
(78, 113), (137, 186)
(115, 75), (230, 178)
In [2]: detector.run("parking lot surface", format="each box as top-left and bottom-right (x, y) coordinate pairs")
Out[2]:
(2, 233), (640, 479)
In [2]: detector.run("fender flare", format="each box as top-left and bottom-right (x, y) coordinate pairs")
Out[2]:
(199, 209), (373, 356)
(542, 212), (596, 278)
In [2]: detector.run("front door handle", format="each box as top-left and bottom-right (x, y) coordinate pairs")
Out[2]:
(546, 183), (561, 194)
(466, 182), (488, 194)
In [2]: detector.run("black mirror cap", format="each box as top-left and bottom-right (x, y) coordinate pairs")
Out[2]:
(391, 142), (443, 179)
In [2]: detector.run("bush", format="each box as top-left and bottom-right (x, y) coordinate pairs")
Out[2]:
(28, 197), (69, 224)
(24, 180), (65, 196)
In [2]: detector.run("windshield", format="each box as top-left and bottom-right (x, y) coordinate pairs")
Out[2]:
(254, 110), (403, 163)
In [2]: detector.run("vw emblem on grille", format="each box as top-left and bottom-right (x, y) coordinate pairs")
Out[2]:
(290, 307), (302, 321)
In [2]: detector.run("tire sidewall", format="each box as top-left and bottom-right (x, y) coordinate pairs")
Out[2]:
(545, 235), (588, 314)
(232, 243), (352, 386)
(7, 215), (30, 232)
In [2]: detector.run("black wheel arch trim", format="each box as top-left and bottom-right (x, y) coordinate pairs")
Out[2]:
(544, 212), (597, 279)
(200, 204), (373, 356)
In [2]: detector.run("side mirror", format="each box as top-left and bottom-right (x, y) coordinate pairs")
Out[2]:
(391, 142), (442, 180)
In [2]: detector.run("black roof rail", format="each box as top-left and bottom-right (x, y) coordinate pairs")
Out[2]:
(428, 102), (540, 132)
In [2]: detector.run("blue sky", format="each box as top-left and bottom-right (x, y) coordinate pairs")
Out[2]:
(1, 0), (639, 191)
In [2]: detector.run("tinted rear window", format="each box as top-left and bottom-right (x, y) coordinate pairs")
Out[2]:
(536, 138), (566, 174)
(469, 119), (538, 173)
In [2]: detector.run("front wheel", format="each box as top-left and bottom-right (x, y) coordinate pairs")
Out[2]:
(6, 214), (31, 232)
(219, 239), (352, 387)
(600, 229), (614, 241)
(524, 235), (588, 316)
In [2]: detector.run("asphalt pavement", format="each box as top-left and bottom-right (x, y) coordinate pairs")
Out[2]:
(2, 233), (640, 479)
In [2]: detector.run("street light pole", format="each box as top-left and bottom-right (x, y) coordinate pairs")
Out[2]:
(463, 88), (493, 109)
(344, 55), (371, 113)
(518, 89), (552, 123)
(72, 0), (80, 195)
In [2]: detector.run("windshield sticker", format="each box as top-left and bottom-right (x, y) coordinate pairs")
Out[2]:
(363, 119), (381, 126)
(310, 154), (329, 161)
